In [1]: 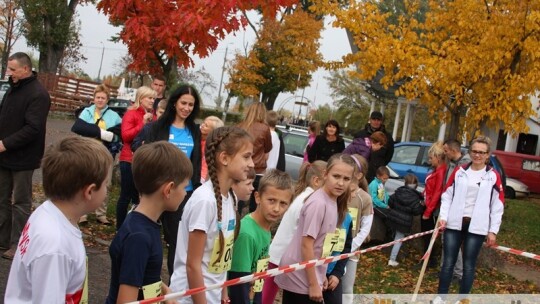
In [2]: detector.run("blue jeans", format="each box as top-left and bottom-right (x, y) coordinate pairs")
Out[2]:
(116, 162), (139, 230)
(438, 225), (485, 294)
(390, 230), (405, 261)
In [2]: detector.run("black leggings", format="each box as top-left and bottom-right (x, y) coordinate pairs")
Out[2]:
(282, 290), (322, 304)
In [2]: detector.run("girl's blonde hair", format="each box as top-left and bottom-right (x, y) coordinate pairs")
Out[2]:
(205, 126), (253, 265)
(325, 153), (355, 226)
(205, 115), (225, 130)
(133, 86), (156, 109)
(351, 154), (369, 191)
(294, 161), (326, 197)
(237, 102), (267, 130)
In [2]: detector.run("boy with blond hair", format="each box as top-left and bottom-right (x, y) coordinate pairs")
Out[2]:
(5, 136), (113, 303)
(228, 169), (294, 304)
(106, 141), (192, 303)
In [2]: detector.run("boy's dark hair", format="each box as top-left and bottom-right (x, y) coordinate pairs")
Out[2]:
(42, 136), (113, 201)
(258, 169), (293, 196)
(132, 141), (193, 195)
(376, 166), (390, 177)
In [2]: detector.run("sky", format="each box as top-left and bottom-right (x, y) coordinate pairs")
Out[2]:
(13, 4), (352, 113)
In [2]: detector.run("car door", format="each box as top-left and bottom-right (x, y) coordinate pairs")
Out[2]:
(281, 132), (308, 180)
(389, 143), (432, 182)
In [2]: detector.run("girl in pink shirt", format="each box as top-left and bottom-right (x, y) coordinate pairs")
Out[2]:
(275, 154), (356, 303)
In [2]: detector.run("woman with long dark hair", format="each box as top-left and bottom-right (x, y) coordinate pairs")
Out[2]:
(307, 119), (345, 162)
(140, 84), (202, 277)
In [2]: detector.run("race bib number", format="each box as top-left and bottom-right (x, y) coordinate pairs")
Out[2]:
(335, 228), (346, 252)
(252, 258), (269, 293)
(208, 234), (234, 274)
(142, 281), (162, 299)
(348, 207), (359, 232)
(322, 230), (339, 257)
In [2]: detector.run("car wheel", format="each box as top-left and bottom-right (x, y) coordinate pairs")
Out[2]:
(505, 186), (516, 199)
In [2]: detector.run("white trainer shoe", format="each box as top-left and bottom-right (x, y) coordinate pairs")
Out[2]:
(388, 260), (399, 267)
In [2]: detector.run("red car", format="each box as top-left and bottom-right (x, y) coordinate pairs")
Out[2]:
(492, 150), (540, 194)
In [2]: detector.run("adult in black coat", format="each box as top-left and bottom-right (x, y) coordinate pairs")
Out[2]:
(0, 53), (51, 259)
(354, 111), (395, 182)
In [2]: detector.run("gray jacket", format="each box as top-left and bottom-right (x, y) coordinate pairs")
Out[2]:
(444, 153), (471, 184)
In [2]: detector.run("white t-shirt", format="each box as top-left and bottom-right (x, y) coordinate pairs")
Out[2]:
(269, 187), (314, 265)
(170, 180), (236, 304)
(5, 200), (86, 304)
(464, 168), (484, 217)
(266, 130), (280, 170)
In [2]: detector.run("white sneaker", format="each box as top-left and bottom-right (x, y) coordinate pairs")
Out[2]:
(432, 296), (446, 304)
(388, 260), (399, 267)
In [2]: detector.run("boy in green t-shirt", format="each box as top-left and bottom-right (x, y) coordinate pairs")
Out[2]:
(228, 169), (293, 304)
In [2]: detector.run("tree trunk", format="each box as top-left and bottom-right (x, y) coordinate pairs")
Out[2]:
(262, 91), (279, 110)
(39, 44), (64, 73)
(447, 106), (462, 141)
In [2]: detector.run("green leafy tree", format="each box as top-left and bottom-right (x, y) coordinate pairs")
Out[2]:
(20, 0), (89, 73)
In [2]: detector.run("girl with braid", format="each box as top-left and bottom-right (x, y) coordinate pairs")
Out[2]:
(275, 154), (356, 303)
(170, 126), (254, 304)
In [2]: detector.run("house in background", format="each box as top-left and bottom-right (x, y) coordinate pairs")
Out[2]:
(482, 96), (540, 156)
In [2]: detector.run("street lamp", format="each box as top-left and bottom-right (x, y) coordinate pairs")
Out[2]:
(97, 42), (105, 82)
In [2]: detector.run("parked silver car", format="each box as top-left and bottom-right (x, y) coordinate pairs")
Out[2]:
(0, 81), (10, 106)
(278, 126), (414, 194)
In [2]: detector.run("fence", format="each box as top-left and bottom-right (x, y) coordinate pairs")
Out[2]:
(38, 73), (119, 113)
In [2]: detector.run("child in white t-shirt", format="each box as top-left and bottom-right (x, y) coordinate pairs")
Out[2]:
(5, 136), (113, 304)
(170, 126), (255, 304)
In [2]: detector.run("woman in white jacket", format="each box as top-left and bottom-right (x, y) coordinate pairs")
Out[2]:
(437, 136), (504, 298)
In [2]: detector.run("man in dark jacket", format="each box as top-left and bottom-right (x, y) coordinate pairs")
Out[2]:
(355, 111), (395, 182)
(0, 52), (51, 259)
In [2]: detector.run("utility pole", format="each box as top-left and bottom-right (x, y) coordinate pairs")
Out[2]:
(217, 45), (229, 107)
(97, 42), (105, 82)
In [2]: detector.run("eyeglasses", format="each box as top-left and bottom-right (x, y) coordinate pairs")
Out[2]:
(470, 150), (488, 156)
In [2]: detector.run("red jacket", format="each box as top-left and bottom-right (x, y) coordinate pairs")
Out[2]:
(119, 107), (155, 162)
(423, 163), (447, 218)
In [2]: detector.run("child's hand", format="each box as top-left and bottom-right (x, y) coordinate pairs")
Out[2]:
(327, 275), (339, 291)
(309, 283), (323, 302)
(161, 283), (176, 304)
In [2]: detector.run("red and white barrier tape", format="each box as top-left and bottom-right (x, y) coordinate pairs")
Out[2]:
(490, 244), (540, 261)
(127, 228), (440, 304)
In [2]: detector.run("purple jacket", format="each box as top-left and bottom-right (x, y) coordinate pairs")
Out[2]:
(343, 136), (371, 160)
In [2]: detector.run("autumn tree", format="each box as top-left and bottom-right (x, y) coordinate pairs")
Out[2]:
(97, 0), (297, 80)
(226, 10), (323, 110)
(0, 0), (24, 78)
(320, 0), (538, 139)
(20, 0), (90, 73)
